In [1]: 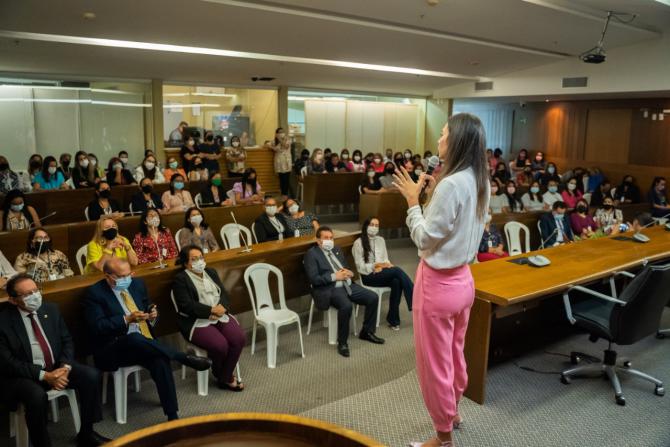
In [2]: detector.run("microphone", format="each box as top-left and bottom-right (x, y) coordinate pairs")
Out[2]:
(419, 156), (441, 202)
(539, 227), (560, 249)
(31, 239), (44, 280)
(30, 212), (57, 227)
(230, 211), (252, 253)
(632, 212), (670, 243)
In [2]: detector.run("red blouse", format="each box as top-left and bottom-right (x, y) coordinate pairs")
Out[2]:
(132, 229), (179, 265)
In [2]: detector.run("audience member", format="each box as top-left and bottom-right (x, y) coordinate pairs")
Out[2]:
(421, 151), (433, 170)
(326, 153), (348, 173)
(272, 127), (292, 198)
(33, 156), (67, 190)
(201, 173), (232, 206)
(570, 198), (598, 239)
(516, 165), (534, 187)
(361, 166), (382, 194)
(27, 154), (43, 184)
(87, 181), (123, 221)
(542, 179), (562, 208)
(119, 150), (133, 172)
(132, 208), (178, 265)
(324, 148), (333, 162)
(106, 157), (136, 186)
(307, 148), (326, 174)
(384, 148), (394, 163)
(492, 162), (510, 187)
(180, 136), (198, 173)
(1, 189), (41, 231)
(477, 212), (508, 262)
(379, 162), (397, 190)
(590, 179), (613, 207)
(561, 177), (583, 209)
(293, 149), (311, 175)
(1, 274), (108, 447)
(531, 151), (546, 177)
(0, 156), (30, 193)
(587, 168), (605, 193)
(88, 153), (105, 178)
(632, 212), (655, 232)
(85, 217), (139, 274)
(225, 136), (247, 178)
(14, 228), (74, 284)
(163, 156), (187, 183)
(162, 173), (194, 214)
(486, 149), (495, 173)
(188, 156), (209, 182)
(353, 217), (413, 330)
(502, 180), (524, 213)
(283, 198), (319, 237)
(58, 153), (73, 181)
(615, 175), (641, 204)
(232, 168), (263, 204)
(370, 153), (385, 173)
(169, 120), (188, 146)
(539, 162), (560, 187)
(199, 130), (222, 175)
(255, 197), (292, 242)
(393, 152), (405, 170)
(172, 245), (246, 391)
(131, 178), (164, 214)
(71, 150), (100, 188)
(304, 226), (384, 357)
(178, 207), (220, 253)
(539, 201), (573, 246)
(350, 149), (366, 173)
(509, 149), (529, 175)
(648, 177), (669, 218)
(84, 257), (211, 422)
(489, 180), (506, 214)
(340, 149), (352, 170)
(134, 154), (165, 184)
(0, 250), (17, 288)
(521, 181), (546, 211)
(594, 196), (624, 234)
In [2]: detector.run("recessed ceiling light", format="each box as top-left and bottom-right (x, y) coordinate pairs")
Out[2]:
(545, 99), (549, 102)
(82, 12), (96, 20)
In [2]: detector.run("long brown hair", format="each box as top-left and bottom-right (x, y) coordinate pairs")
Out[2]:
(433, 113), (489, 219)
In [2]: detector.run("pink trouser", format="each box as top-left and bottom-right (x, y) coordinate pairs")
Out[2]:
(413, 260), (475, 433)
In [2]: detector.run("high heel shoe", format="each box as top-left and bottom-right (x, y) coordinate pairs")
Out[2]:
(453, 414), (463, 430)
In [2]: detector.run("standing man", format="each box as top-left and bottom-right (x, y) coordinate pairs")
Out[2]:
(199, 130), (222, 175)
(169, 121), (188, 147)
(0, 274), (109, 447)
(303, 226), (384, 358)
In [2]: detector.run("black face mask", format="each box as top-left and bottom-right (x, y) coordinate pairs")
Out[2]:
(576, 206), (588, 214)
(603, 204), (613, 211)
(30, 161), (41, 170)
(141, 184), (153, 194)
(302, 154), (309, 160)
(0, 162), (8, 171)
(33, 241), (52, 252)
(102, 228), (118, 241)
(62, 159), (71, 168)
(205, 135), (214, 142)
(385, 168), (395, 175)
(99, 189), (111, 199)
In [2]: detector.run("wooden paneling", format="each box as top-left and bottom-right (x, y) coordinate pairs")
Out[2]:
(302, 173), (365, 212)
(584, 109), (631, 163)
(629, 109), (670, 167)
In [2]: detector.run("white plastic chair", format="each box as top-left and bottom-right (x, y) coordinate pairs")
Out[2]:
(84, 206), (90, 221)
(220, 223), (252, 250)
(194, 193), (202, 209)
(307, 300), (357, 345)
(537, 220), (545, 249)
(355, 280), (391, 327)
(358, 185), (363, 195)
(298, 166), (308, 201)
(226, 189), (236, 205)
(251, 223), (258, 244)
(583, 192), (592, 205)
(504, 221), (531, 256)
(101, 366), (142, 424)
(76, 245), (88, 275)
(244, 263), (305, 368)
(175, 228), (183, 251)
(10, 389), (80, 447)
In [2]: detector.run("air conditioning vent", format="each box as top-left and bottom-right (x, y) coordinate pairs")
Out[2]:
(60, 81), (90, 88)
(474, 81), (493, 91)
(562, 77), (588, 88)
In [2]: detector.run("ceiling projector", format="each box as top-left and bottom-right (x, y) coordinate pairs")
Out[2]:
(579, 11), (636, 65)
(581, 48), (606, 64)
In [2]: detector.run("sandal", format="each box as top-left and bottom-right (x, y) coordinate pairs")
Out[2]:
(219, 377), (245, 392)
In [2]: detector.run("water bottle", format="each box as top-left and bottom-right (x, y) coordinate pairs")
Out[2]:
(294, 229), (301, 238)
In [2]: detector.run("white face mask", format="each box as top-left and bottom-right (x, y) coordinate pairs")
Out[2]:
(232, 141), (240, 147)
(354, 156), (361, 162)
(190, 215), (203, 226)
(373, 158), (381, 164)
(90, 159), (97, 167)
(80, 159), (90, 168)
(367, 226), (379, 237)
(414, 169), (423, 176)
(47, 167), (57, 174)
(265, 205), (277, 217)
(113, 163), (123, 170)
(321, 239), (334, 251)
(148, 217), (160, 227)
(144, 162), (155, 170)
(404, 153), (411, 159)
(288, 204), (300, 214)
(567, 183), (576, 191)
(367, 171), (376, 178)
(22, 291), (42, 312)
(191, 258), (206, 274)
(120, 157), (129, 164)
(342, 154), (349, 160)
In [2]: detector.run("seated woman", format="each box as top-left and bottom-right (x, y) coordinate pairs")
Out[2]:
(370, 153), (385, 173)
(33, 156), (68, 190)
(162, 173), (195, 214)
(1, 189), (41, 231)
(163, 156), (187, 183)
(178, 207), (220, 254)
(509, 149), (529, 176)
(132, 208), (179, 265)
(307, 149), (326, 174)
(615, 175), (641, 204)
(88, 153), (105, 178)
(201, 173), (232, 207)
(106, 157), (136, 186)
(131, 178), (165, 214)
(489, 181), (507, 214)
(134, 154), (166, 184)
(187, 156), (210, 182)
(283, 198), (318, 237)
(516, 165), (534, 187)
(172, 245), (245, 391)
(477, 212), (508, 262)
(71, 150), (100, 189)
(539, 162), (561, 187)
(648, 177), (669, 218)
(502, 180), (524, 213)
(379, 162), (397, 190)
(85, 216), (138, 274)
(594, 196), (624, 234)
(352, 217), (413, 330)
(531, 151), (546, 177)
(542, 180), (562, 208)
(0, 249), (17, 289)
(561, 177), (583, 209)
(361, 166), (382, 194)
(233, 168), (263, 204)
(14, 228), (74, 283)
(254, 197), (292, 242)
(87, 181), (124, 221)
(492, 162), (510, 188)
(570, 198), (598, 239)
(521, 181), (545, 212)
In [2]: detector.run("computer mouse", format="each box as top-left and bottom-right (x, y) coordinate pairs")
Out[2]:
(527, 255), (551, 267)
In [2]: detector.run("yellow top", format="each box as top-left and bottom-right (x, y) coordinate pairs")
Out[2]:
(85, 236), (131, 274)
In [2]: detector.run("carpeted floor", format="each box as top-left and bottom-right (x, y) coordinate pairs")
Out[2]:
(36, 234), (670, 447)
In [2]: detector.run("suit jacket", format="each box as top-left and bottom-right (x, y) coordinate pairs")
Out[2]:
(130, 191), (164, 214)
(200, 184), (228, 206)
(254, 213), (292, 242)
(304, 245), (350, 311)
(0, 302), (74, 382)
(84, 278), (153, 354)
(172, 268), (231, 339)
(539, 212), (574, 246)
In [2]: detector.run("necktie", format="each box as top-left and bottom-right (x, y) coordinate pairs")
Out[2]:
(327, 252), (352, 296)
(28, 314), (54, 370)
(120, 290), (153, 339)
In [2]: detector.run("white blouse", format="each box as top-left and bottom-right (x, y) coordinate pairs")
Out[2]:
(185, 270), (227, 339)
(352, 236), (390, 276)
(521, 193), (544, 211)
(543, 191), (562, 207)
(406, 168), (488, 270)
(489, 194), (507, 214)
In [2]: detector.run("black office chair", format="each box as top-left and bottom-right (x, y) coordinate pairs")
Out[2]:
(560, 264), (670, 406)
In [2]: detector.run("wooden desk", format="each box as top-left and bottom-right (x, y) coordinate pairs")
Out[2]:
(465, 226), (670, 404)
(358, 192), (408, 229)
(4, 231), (358, 356)
(0, 203), (264, 266)
(302, 173), (364, 212)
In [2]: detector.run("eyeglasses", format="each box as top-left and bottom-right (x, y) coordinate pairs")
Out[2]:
(189, 257), (204, 263)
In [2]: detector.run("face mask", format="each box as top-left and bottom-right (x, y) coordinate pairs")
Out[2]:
(190, 215), (203, 226)
(342, 154), (349, 160)
(141, 184), (153, 194)
(173, 181), (185, 190)
(548, 186), (558, 193)
(232, 141), (240, 147)
(603, 204), (613, 210)
(415, 169), (423, 176)
(288, 204), (300, 214)
(354, 156), (361, 162)
(553, 212), (564, 218)
(205, 135), (214, 142)
(385, 168), (394, 174)
(577, 205), (588, 213)
(102, 228), (118, 240)
(248, 176), (256, 183)
(507, 187), (516, 194)
(80, 159), (89, 168)
(321, 239), (334, 251)
(113, 163), (123, 170)
(33, 240), (52, 251)
(187, 139), (195, 146)
(374, 158), (381, 164)
(367, 226), (379, 237)
(22, 291), (42, 312)
(62, 159), (70, 167)
(0, 162), (8, 171)
(30, 161), (42, 170)
(144, 162), (155, 170)
(113, 275), (132, 292)
(48, 167), (57, 175)
(191, 258), (206, 274)
(367, 171), (376, 178)
(404, 153), (411, 159)
(99, 189), (111, 199)
(535, 156), (542, 162)
(120, 157), (129, 164)
(547, 167), (556, 174)
(211, 178), (222, 186)
(169, 161), (178, 169)
(265, 205), (277, 217)
(11, 203), (24, 212)
(148, 217), (160, 227)
(567, 183), (576, 191)
(530, 186), (540, 194)
(90, 159), (97, 167)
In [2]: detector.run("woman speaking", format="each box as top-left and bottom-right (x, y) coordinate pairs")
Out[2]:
(393, 113), (489, 447)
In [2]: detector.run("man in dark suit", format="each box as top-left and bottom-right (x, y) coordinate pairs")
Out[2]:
(83, 257), (211, 421)
(539, 200), (574, 247)
(0, 274), (109, 447)
(254, 196), (293, 242)
(304, 226), (384, 357)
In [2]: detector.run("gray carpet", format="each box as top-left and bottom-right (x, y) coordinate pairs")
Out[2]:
(35, 234), (670, 447)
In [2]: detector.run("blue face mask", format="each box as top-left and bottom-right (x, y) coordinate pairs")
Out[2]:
(173, 181), (185, 190)
(113, 275), (132, 291)
(11, 203), (24, 212)
(530, 186), (540, 194)
(548, 186), (558, 193)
